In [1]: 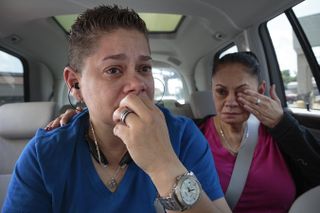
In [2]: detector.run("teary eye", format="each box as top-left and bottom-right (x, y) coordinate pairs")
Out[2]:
(106, 67), (121, 74)
(139, 65), (152, 73)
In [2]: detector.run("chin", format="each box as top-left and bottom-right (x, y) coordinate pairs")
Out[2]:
(220, 114), (248, 124)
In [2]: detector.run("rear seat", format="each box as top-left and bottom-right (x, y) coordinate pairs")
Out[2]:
(156, 91), (216, 119)
(190, 90), (216, 119)
(158, 99), (193, 118)
(0, 101), (56, 209)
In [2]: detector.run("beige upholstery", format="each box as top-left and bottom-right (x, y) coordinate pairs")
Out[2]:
(0, 101), (56, 209)
(190, 91), (216, 119)
(289, 186), (320, 213)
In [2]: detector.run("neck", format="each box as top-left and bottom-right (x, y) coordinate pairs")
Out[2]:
(89, 119), (127, 166)
(220, 121), (245, 135)
(214, 116), (247, 146)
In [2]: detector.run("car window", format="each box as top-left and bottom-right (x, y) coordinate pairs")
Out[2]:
(152, 61), (186, 104)
(267, 0), (320, 112)
(0, 49), (24, 106)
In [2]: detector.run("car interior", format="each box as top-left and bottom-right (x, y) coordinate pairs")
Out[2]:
(0, 0), (319, 211)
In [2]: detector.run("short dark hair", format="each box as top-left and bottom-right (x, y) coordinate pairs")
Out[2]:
(68, 5), (149, 71)
(212, 51), (261, 79)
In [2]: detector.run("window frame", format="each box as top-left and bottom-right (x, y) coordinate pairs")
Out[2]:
(285, 9), (320, 94)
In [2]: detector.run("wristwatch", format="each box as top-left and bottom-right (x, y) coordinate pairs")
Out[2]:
(157, 171), (202, 211)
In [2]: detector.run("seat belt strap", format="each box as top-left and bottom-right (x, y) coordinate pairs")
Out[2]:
(225, 115), (260, 209)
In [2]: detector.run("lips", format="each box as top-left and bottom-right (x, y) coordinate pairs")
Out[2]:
(221, 112), (242, 115)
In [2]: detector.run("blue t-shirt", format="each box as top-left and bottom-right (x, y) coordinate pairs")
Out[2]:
(3, 107), (223, 213)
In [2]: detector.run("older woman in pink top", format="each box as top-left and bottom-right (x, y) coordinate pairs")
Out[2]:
(198, 51), (320, 212)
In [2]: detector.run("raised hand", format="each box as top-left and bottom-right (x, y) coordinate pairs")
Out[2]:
(112, 94), (186, 195)
(237, 84), (284, 128)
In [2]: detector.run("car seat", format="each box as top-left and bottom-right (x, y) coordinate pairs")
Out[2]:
(0, 101), (56, 209)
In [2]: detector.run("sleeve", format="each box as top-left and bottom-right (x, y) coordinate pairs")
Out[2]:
(268, 110), (320, 194)
(178, 118), (224, 201)
(2, 137), (51, 212)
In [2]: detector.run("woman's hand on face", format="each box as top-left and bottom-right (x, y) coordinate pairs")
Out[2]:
(45, 107), (81, 131)
(112, 94), (185, 180)
(237, 84), (284, 128)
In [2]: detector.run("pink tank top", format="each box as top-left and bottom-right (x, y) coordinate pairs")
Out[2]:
(201, 117), (296, 213)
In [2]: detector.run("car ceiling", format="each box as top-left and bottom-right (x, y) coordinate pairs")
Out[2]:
(0, 0), (302, 83)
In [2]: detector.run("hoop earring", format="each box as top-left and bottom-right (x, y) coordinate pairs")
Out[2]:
(67, 87), (86, 110)
(153, 77), (166, 106)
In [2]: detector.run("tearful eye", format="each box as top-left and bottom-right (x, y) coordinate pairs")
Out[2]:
(139, 65), (152, 73)
(105, 67), (121, 75)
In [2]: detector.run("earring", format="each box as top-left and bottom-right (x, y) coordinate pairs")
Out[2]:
(68, 87), (86, 110)
(76, 99), (86, 109)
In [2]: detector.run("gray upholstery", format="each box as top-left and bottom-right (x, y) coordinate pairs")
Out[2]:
(190, 91), (216, 119)
(289, 186), (320, 213)
(0, 101), (56, 210)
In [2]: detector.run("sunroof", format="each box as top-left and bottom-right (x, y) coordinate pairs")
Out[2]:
(54, 13), (183, 33)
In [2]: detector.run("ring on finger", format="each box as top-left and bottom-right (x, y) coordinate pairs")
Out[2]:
(255, 98), (261, 105)
(120, 108), (133, 125)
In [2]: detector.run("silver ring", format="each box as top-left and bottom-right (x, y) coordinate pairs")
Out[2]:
(255, 98), (261, 105)
(120, 108), (133, 125)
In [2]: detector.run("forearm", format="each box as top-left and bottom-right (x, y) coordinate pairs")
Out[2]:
(269, 110), (320, 160)
(150, 160), (231, 213)
(269, 110), (320, 192)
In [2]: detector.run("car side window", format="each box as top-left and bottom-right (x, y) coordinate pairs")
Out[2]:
(267, 0), (320, 112)
(0, 49), (24, 106)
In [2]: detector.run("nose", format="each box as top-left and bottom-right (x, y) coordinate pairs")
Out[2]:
(225, 92), (239, 107)
(123, 73), (147, 95)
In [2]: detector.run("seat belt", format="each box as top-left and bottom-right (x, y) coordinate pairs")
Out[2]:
(225, 114), (260, 209)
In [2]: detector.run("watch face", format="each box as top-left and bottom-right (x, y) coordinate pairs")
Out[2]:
(180, 177), (201, 205)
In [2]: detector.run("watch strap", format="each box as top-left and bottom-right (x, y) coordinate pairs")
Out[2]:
(156, 171), (200, 211)
(157, 195), (185, 211)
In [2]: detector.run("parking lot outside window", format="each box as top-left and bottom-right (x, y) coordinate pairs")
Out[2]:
(267, 0), (320, 112)
(0, 50), (24, 106)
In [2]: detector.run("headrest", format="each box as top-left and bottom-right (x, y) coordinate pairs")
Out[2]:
(190, 91), (216, 118)
(0, 102), (56, 139)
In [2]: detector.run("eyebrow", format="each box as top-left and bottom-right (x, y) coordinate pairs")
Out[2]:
(102, 54), (152, 61)
(215, 83), (249, 90)
(236, 84), (249, 90)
